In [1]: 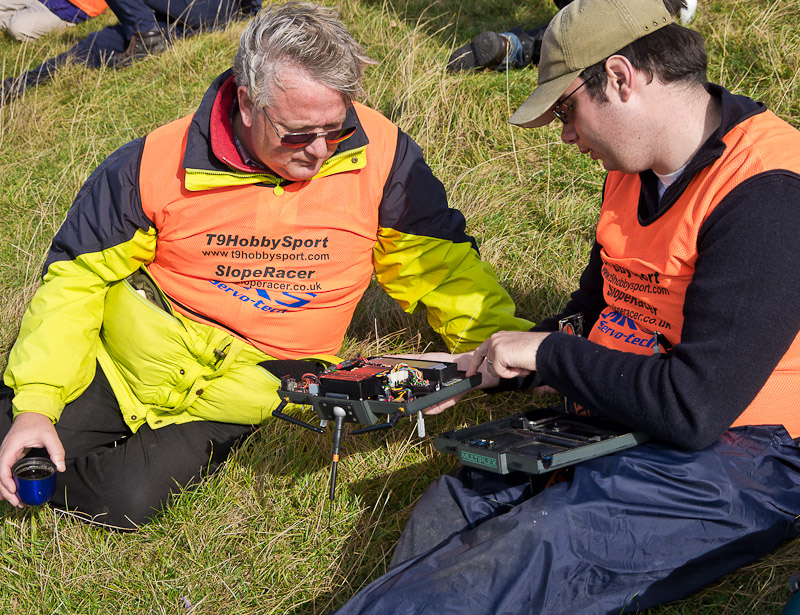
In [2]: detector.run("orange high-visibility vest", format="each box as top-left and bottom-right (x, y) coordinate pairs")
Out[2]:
(589, 109), (800, 435)
(70, 0), (107, 17)
(138, 102), (398, 359)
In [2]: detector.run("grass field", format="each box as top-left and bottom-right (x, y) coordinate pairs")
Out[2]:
(1, 0), (800, 613)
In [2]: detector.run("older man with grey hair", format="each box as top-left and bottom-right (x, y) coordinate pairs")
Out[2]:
(0, 1), (532, 529)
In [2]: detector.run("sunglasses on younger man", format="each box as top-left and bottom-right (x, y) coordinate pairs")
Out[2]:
(263, 108), (357, 148)
(552, 69), (602, 125)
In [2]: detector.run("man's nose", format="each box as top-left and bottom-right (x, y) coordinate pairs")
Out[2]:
(304, 134), (330, 157)
(560, 121), (577, 145)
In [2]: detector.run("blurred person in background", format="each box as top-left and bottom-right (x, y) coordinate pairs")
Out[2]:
(446, 0), (696, 72)
(0, 0), (106, 42)
(0, 0), (261, 103)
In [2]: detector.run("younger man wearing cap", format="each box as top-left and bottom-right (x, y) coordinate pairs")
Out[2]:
(333, 0), (800, 613)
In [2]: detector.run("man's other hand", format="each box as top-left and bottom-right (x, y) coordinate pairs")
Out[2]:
(467, 331), (550, 380)
(0, 412), (65, 507)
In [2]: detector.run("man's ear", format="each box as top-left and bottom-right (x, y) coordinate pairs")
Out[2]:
(604, 55), (635, 103)
(238, 85), (256, 128)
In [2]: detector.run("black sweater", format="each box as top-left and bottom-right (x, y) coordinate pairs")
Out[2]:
(533, 84), (800, 450)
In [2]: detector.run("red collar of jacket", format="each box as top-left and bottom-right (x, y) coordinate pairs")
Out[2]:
(208, 75), (266, 173)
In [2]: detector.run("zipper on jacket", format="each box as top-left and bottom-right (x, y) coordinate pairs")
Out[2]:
(127, 268), (174, 314)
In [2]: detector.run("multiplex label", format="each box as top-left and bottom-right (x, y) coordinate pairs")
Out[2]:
(461, 451), (498, 469)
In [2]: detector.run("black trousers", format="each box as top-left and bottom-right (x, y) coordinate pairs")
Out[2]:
(0, 366), (255, 529)
(333, 427), (800, 615)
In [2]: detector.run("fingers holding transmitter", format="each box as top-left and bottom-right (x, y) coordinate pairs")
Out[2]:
(466, 331), (549, 379)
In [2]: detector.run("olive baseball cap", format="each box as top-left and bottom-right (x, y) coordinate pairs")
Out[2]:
(509, 0), (673, 128)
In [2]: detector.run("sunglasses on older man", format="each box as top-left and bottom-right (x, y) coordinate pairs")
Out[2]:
(263, 108), (357, 149)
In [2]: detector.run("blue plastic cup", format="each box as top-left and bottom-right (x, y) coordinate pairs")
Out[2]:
(12, 457), (57, 506)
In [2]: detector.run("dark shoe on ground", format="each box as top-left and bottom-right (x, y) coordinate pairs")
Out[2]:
(108, 29), (167, 68)
(447, 31), (509, 72)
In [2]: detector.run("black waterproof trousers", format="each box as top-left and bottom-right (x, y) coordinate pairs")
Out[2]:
(334, 425), (800, 614)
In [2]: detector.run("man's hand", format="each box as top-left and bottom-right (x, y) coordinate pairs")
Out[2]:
(467, 331), (551, 380)
(0, 412), (65, 507)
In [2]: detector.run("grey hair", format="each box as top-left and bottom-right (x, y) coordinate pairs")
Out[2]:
(233, 1), (375, 108)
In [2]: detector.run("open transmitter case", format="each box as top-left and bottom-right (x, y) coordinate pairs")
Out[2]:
(434, 406), (650, 476)
(275, 356), (480, 430)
